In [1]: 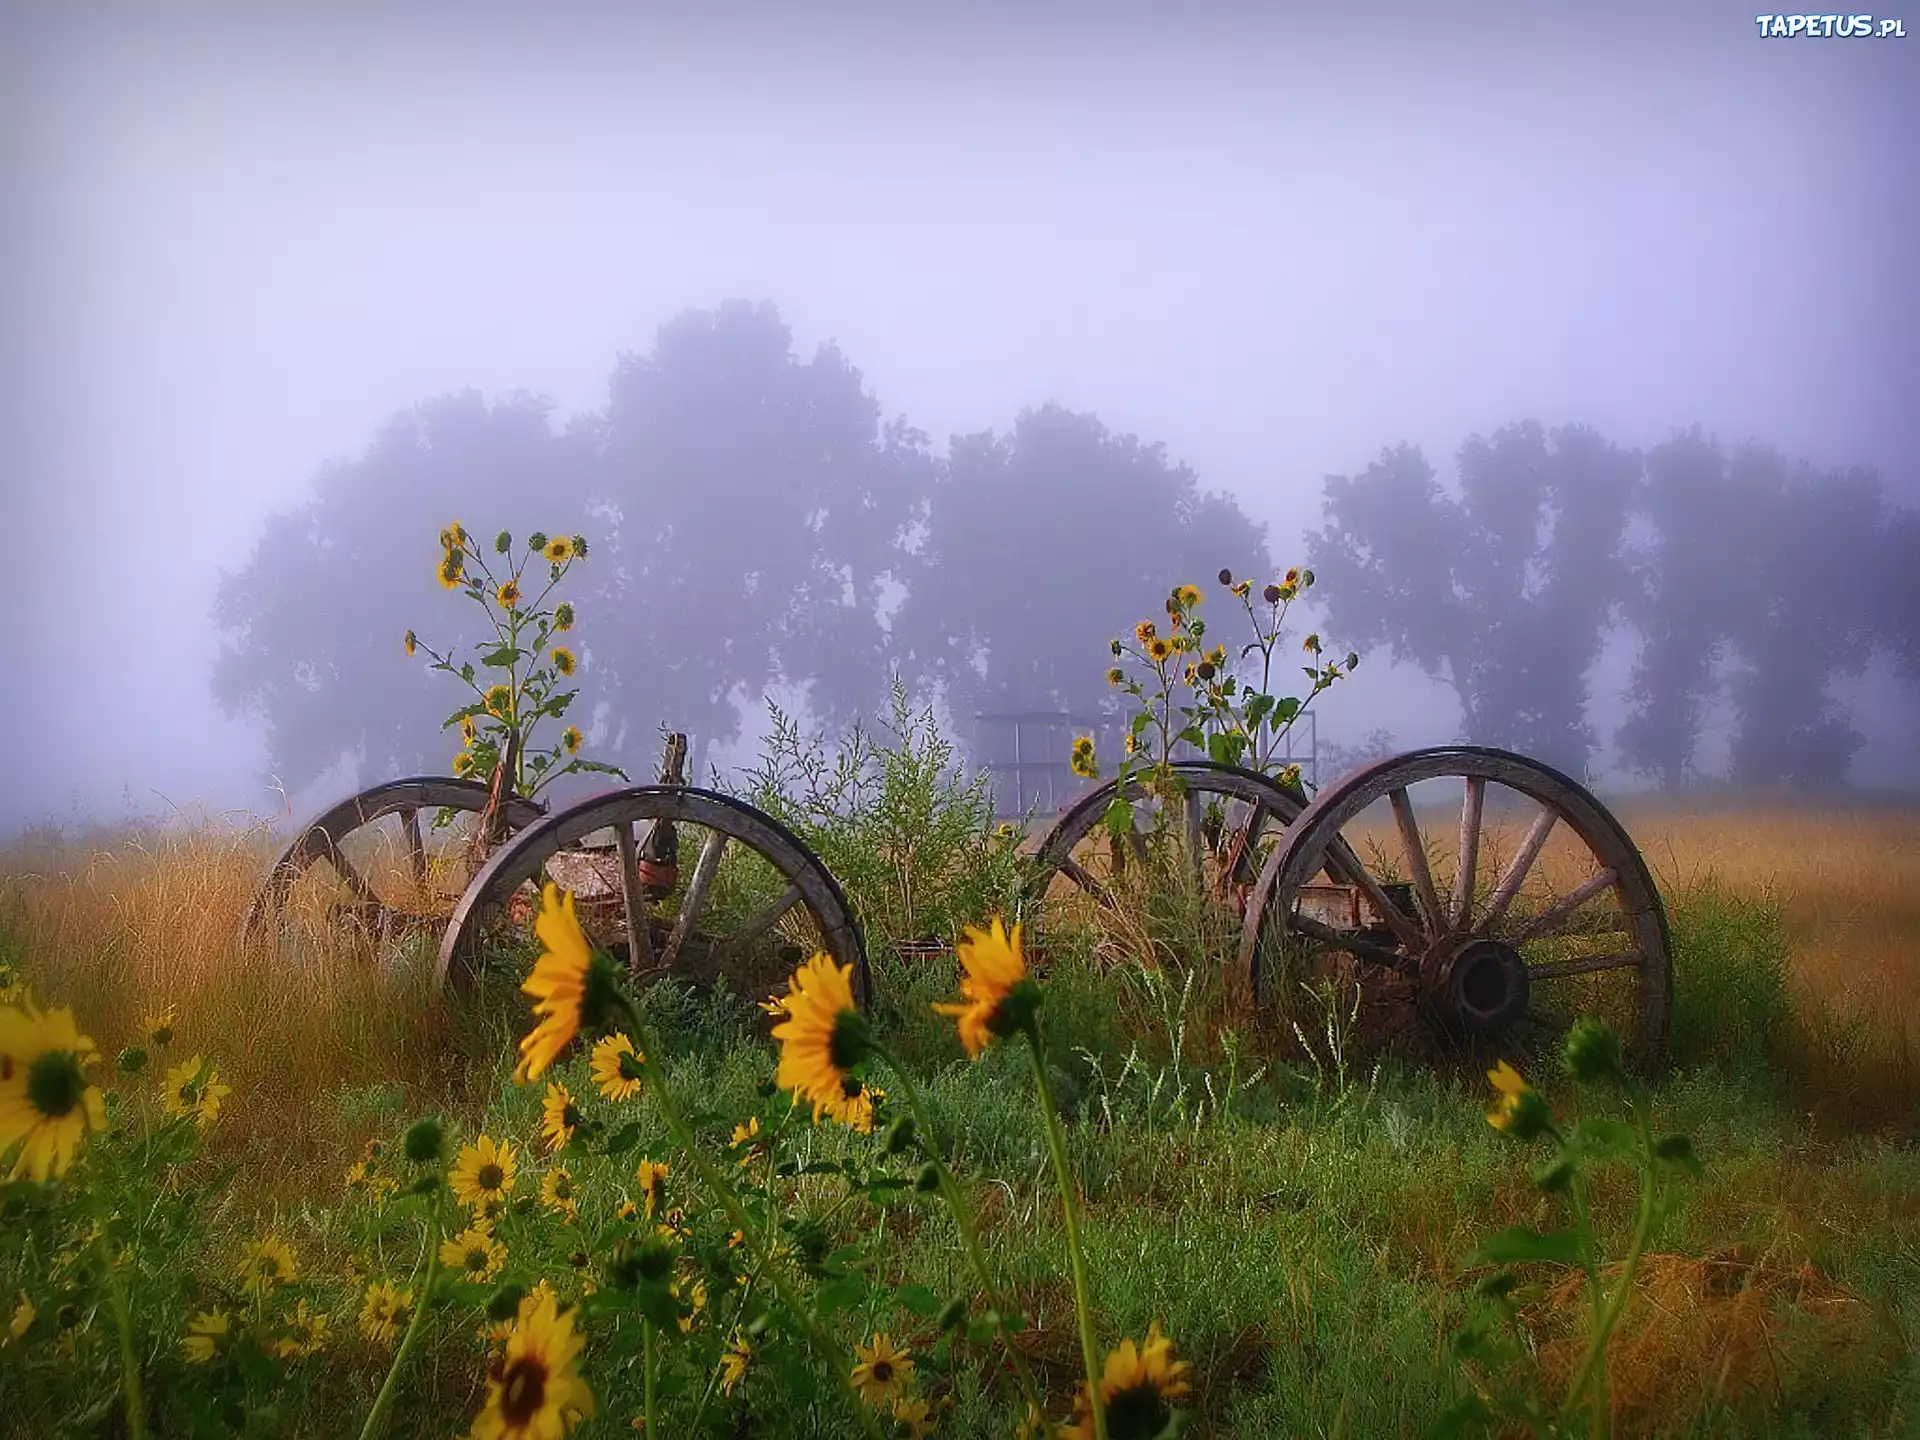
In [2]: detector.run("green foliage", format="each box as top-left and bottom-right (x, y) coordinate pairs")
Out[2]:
(1664, 876), (1793, 1079)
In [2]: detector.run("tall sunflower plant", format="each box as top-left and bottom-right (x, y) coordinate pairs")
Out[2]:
(1080, 568), (1359, 842)
(405, 523), (628, 806)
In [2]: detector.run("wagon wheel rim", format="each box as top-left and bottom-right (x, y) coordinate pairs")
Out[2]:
(1239, 746), (1673, 1070)
(436, 785), (870, 1011)
(244, 777), (546, 948)
(1022, 761), (1321, 937)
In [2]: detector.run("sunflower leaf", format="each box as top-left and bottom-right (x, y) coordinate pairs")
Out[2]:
(602, 1123), (645, 1156)
(480, 645), (522, 668)
(1465, 1226), (1585, 1268)
(894, 1284), (943, 1318)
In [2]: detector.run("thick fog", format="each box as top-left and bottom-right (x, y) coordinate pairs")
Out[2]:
(4, 0), (1916, 838)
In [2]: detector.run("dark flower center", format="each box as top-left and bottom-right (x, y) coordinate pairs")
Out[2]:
(871, 1361), (893, 1385)
(27, 1051), (84, 1119)
(500, 1358), (548, 1424)
(617, 1052), (645, 1082)
(1, 1056), (12, 1082)
(466, 1248), (489, 1272)
(1104, 1382), (1172, 1440)
(561, 1104), (582, 1128)
(477, 1164), (504, 1191)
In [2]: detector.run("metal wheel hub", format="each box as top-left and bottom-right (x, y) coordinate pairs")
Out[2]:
(1431, 938), (1530, 1035)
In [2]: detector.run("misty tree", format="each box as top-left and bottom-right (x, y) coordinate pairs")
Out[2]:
(592, 300), (933, 781)
(890, 403), (1271, 739)
(212, 390), (596, 794)
(1307, 421), (1637, 777)
(1616, 428), (1733, 789)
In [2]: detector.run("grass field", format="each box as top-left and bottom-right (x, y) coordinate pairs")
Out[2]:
(1, 798), (1916, 1438)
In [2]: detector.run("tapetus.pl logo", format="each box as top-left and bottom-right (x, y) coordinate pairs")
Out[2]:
(1754, 12), (1907, 35)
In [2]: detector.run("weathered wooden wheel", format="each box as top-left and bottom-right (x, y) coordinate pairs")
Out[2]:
(436, 786), (869, 1008)
(1238, 746), (1673, 1069)
(245, 777), (546, 946)
(1023, 760), (1317, 930)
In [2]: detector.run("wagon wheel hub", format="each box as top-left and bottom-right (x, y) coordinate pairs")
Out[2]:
(1429, 937), (1530, 1037)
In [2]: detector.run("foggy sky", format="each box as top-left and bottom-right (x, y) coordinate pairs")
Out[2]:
(4, 0), (1916, 835)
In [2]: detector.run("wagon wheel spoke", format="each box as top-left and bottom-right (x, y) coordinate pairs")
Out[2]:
(730, 883), (804, 951)
(661, 829), (729, 972)
(401, 806), (427, 887)
(1510, 869), (1619, 943)
(1182, 786), (1205, 889)
(1387, 787), (1444, 934)
(1478, 805), (1557, 937)
(1528, 950), (1643, 981)
(614, 822), (657, 978)
(1450, 775), (1485, 932)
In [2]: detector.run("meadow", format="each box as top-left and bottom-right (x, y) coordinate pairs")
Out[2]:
(1, 767), (1916, 1438)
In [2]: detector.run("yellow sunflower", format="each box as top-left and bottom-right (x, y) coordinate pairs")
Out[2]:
(438, 549), (466, 589)
(894, 1396), (936, 1439)
(1231, 578), (1252, 598)
(588, 1031), (643, 1102)
(160, 1055), (231, 1129)
(541, 1081), (580, 1153)
(818, 1076), (881, 1134)
(551, 647), (576, 677)
(729, 1116), (763, 1167)
(142, 1005), (176, 1047)
(561, 726), (582, 755)
(1133, 620), (1156, 646)
(9, 1294), (34, 1342)
(1064, 1322), (1191, 1440)
(451, 1135), (519, 1210)
(850, 1332), (914, 1406)
(469, 1286), (595, 1440)
(516, 885), (599, 1083)
(273, 1299), (330, 1361)
(553, 601), (575, 632)
(633, 1159), (668, 1219)
(1283, 567), (1301, 587)
(931, 918), (1032, 1059)
(180, 1310), (230, 1365)
(453, 750), (477, 777)
(404, 629), (417, 657)
(462, 715), (478, 744)
(441, 1223), (507, 1282)
(770, 953), (870, 1123)
(497, 580), (523, 609)
(1106, 666), (1125, 686)
(0, 998), (107, 1182)
(544, 536), (574, 563)
(1146, 636), (1174, 663)
(1302, 632), (1321, 653)
(484, 684), (514, 719)
(1485, 1060), (1550, 1138)
(239, 1234), (298, 1297)
(539, 1166), (578, 1220)
(1174, 583), (1202, 609)
(720, 1330), (752, 1394)
(359, 1280), (411, 1345)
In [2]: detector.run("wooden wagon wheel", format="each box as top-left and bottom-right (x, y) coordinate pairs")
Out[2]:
(1238, 746), (1673, 1070)
(244, 777), (546, 945)
(1022, 760), (1319, 932)
(435, 786), (870, 1010)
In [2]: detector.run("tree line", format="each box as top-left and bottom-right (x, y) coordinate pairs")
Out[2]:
(212, 299), (1919, 799)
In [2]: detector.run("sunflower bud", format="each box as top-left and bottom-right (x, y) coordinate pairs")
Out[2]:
(572, 535), (589, 559)
(402, 1117), (446, 1165)
(914, 1163), (942, 1194)
(1562, 1018), (1622, 1084)
(484, 1284), (527, 1322)
(937, 1296), (968, 1331)
(527, 531), (549, 551)
(494, 530), (512, 554)
(1262, 584), (1282, 605)
(118, 1046), (148, 1075)
(884, 1115), (918, 1156)
(1217, 568), (1234, 585)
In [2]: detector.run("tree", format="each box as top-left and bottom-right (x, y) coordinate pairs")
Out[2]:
(890, 403), (1271, 743)
(1307, 422), (1637, 776)
(212, 391), (594, 795)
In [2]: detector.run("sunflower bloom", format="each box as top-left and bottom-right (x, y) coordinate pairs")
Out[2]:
(441, 1223), (507, 1282)
(1485, 1060), (1550, 1139)
(1133, 620), (1156, 646)
(588, 1032), (643, 1102)
(0, 999), (107, 1182)
(720, 1330), (752, 1394)
(161, 1055), (231, 1129)
(142, 1006), (176, 1047)
(9, 1294), (34, 1342)
(540, 1166), (579, 1220)
(438, 549), (466, 589)
(770, 953), (871, 1124)
(1106, 666), (1125, 686)
(451, 1135), (519, 1210)
(180, 1310), (230, 1365)
(634, 1159), (668, 1219)
(1146, 636), (1174, 663)
(819, 1076), (881, 1134)
(274, 1300), (330, 1361)
(544, 536), (574, 563)
(359, 1280), (411, 1345)
(932, 918), (1034, 1059)
(562, 726), (582, 755)
(1069, 735), (1097, 781)
(1174, 583), (1202, 609)
(469, 1286), (595, 1440)
(850, 1332), (914, 1406)
(1064, 1322), (1191, 1440)
(894, 1397), (936, 1439)
(454, 750), (477, 777)
(729, 1116), (763, 1167)
(551, 647), (576, 677)
(540, 1081), (581, 1154)
(240, 1235), (298, 1297)
(553, 602), (575, 632)
(497, 580), (522, 609)
(463, 716), (478, 744)
(484, 684), (514, 719)
(516, 885), (607, 1083)
(404, 629), (417, 657)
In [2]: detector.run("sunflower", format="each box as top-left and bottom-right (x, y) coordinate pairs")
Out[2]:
(9, 1294), (34, 1342)
(1133, 620), (1156, 646)
(438, 549), (466, 589)
(441, 1223), (507, 1283)
(931, 918), (1033, 1059)
(1206, 645), (1227, 667)
(562, 726), (582, 755)
(729, 1116), (763, 1167)
(540, 1166), (579, 1220)
(240, 1234), (298, 1297)
(469, 1286), (595, 1440)
(453, 750), (476, 777)
(850, 1332), (914, 1406)
(633, 1159), (668, 1219)
(1485, 1060), (1549, 1139)
(588, 1032), (644, 1102)
(541, 1081), (581, 1153)
(1231, 579), (1252, 598)
(0, 999), (107, 1182)
(1106, 666), (1125, 686)
(451, 1135), (519, 1210)
(1125, 732), (1139, 756)
(819, 1075), (881, 1134)
(544, 536), (574, 563)
(1302, 632), (1321, 653)
(894, 1396), (936, 1439)
(1146, 636), (1174, 663)
(1069, 735), (1097, 781)
(1174, 583), (1202, 609)
(551, 647), (576, 677)
(516, 884), (616, 1083)
(1283, 567), (1301, 587)
(497, 581), (523, 610)
(553, 602), (575, 632)
(161, 1055), (231, 1129)
(770, 953), (871, 1123)
(180, 1310), (230, 1365)
(463, 715), (478, 744)
(484, 684), (514, 719)
(359, 1280), (411, 1345)
(404, 629), (418, 657)
(720, 1331), (753, 1394)
(273, 1299), (330, 1361)
(1064, 1322), (1191, 1440)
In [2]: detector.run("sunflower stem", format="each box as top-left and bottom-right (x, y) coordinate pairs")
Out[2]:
(1027, 1028), (1108, 1440)
(358, 1184), (443, 1440)
(642, 1318), (658, 1440)
(93, 1178), (147, 1440)
(874, 1046), (1047, 1419)
(609, 991), (888, 1440)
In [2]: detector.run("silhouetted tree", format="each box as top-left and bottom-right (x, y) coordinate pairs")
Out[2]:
(890, 403), (1270, 741)
(1307, 422), (1636, 776)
